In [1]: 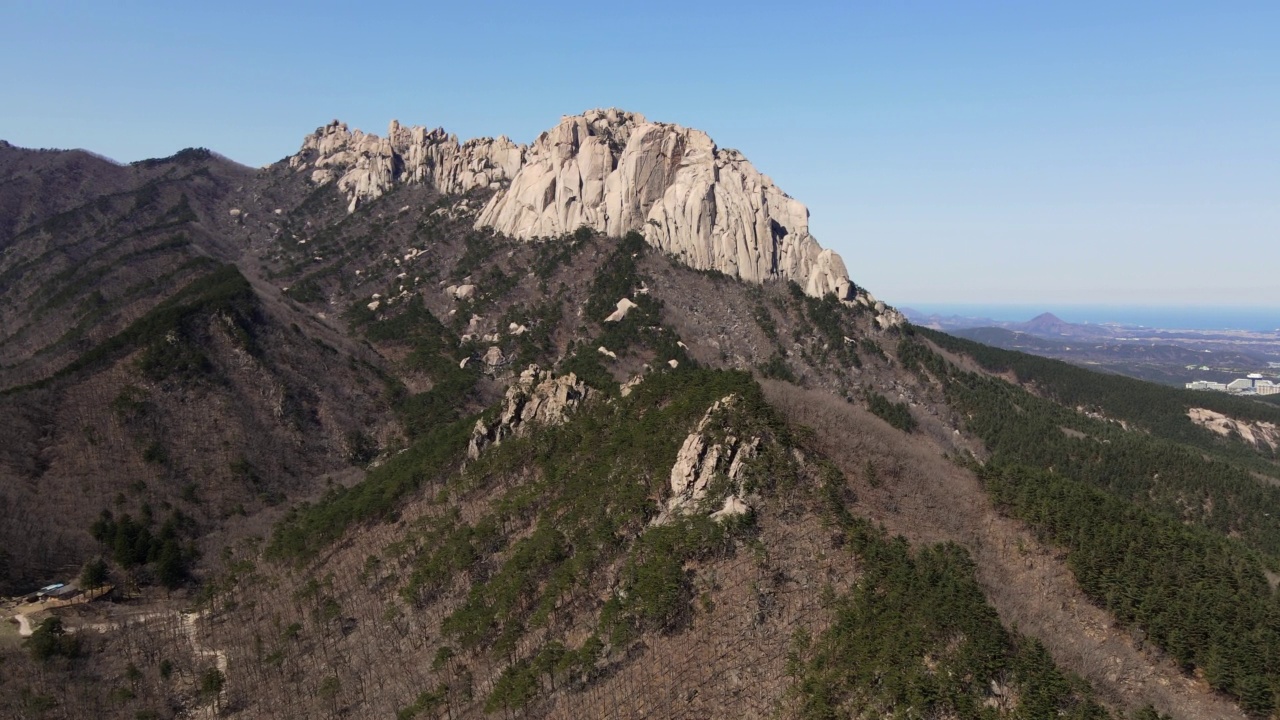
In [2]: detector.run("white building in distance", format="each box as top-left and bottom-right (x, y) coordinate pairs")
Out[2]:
(1191, 373), (1279, 395)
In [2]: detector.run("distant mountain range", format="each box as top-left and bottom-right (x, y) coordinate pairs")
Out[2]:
(903, 309), (1115, 338)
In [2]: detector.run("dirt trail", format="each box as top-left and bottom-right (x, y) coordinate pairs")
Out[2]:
(763, 382), (1246, 720)
(14, 613), (32, 637)
(180, 610), (228, 719)
(182, 610), (228, 674)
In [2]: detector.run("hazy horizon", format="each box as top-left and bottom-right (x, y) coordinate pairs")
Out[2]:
(904, 303), (1280, 331)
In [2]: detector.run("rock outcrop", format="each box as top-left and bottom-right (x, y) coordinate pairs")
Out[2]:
(475, 110), (856, 300)
(445, 284), (477, 301)
(855, 292), (907, 329)
(1188, 408), (1280, 452)
(467, 366), (592, 459)
(656, 395), (757, 524)
(481, 346), (506, 369)
(604, 298), (638, 323)
(289, 120), (523, 213)
(289, 110), (886, 304)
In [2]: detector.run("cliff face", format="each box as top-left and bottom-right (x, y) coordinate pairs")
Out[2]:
(289, 109), (857, 300)
(290, 120), (523, 213)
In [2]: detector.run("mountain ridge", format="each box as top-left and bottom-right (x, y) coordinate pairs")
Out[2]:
(286, 109), (888, 314)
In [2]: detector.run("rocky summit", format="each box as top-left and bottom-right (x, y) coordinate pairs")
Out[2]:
(290, 108), (859, 301)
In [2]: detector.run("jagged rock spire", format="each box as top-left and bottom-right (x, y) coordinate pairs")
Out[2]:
(289, 109), (862, 302)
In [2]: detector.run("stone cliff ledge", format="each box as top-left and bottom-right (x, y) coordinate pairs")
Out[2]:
(289, 109), (872, 305)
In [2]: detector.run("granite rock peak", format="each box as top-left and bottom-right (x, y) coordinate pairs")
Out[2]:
(290, 109), (869, 303)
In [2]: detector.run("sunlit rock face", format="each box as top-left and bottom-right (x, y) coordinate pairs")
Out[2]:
(291, 120), (523, 213)
(291, 109), (860, 301)
(466, 365), (593, 460)
(476, 110), (855, 300)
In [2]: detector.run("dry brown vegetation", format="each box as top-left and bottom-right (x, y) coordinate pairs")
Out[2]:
(113, 462), (856, 720)
(0, 138), (1261, 720)
(762, 379), (1246, 720)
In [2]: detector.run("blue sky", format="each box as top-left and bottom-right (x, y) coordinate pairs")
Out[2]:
(4, 1), (1277, 308)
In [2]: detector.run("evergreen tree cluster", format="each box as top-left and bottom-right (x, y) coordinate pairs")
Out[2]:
(900, 333), (1280, 712)
(561, 231), (690, 393)
(359, 294), (479, 439)
(383, 368), (787, 712)
(25, 617), (81, 664)
(981, 464), (1280, 714)
(865, 390), (918, 433)
(90, 509), (197, 589)
(267, 418), (471, 562)
(790, 506), (1110, 719)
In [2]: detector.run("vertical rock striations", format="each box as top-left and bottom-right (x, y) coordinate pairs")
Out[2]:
(476, 110), (856, 300)
(656, 394), (758, 525)
(290, 120), (523, 214)
(289, 110), (867, 302)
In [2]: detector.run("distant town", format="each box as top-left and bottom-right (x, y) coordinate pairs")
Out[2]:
(1186, 373), (1280, 396)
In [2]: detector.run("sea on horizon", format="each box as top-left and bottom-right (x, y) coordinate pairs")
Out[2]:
(903, 304), (1280, 332)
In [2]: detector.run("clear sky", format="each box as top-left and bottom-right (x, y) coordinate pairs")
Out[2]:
(4, 1), (1277, 308)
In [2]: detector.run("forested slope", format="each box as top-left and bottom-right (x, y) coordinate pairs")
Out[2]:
(919, 327), (1280, 461)
(902, 332), (1280, 714)
(0, 137), (1262, 720)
